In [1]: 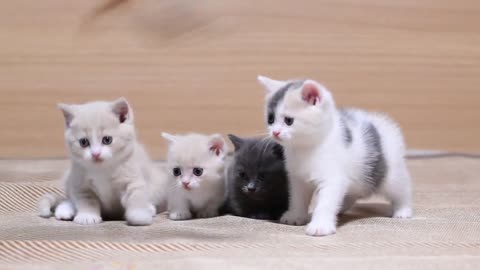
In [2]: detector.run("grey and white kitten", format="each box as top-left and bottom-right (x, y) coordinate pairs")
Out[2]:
(162, 133), (228, 220)
(38, 98), (169, 226)
(258, 76), (412, 237)
(226, 135), (289, 220)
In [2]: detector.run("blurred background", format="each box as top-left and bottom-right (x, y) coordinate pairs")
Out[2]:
(0, 0), (479, 159)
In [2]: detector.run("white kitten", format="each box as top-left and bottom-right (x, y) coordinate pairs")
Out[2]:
(258, 75), (412, 237)
(162, 133), (228, 220)
(38, 98), (169, 226)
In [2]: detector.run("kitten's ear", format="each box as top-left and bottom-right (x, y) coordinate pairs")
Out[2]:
(227, 134), (244, 151)
(209, 134), (227, 157)
(111, 97), (133, 124)
(57, 103), (74, 128)
(257, 75), (287, 95)
(272, 143), (284, 160)
(301, 80), (322, 106)
(161, 132), (177, 144)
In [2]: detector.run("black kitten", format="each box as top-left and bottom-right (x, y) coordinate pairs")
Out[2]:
(225, 134), (289, 220)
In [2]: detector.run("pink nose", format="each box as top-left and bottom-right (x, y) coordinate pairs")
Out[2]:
(91, 152), (101, 159)
(182, 182), (191, 189)
(273, 131), (281, 138)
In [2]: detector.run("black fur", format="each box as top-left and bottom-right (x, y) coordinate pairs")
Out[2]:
(225, 135), (289, 220)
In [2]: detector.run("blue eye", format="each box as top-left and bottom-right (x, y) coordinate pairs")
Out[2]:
(102, 136), (113, 145)
(193, 167), (203, 176)
(267, 113), (275, 125)
(79, 138), (90, 148)
(284, 117), (294, 126)
(173, 167), (182, 177)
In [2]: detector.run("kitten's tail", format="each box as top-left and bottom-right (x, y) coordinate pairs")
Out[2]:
(38, 193), (64, 218)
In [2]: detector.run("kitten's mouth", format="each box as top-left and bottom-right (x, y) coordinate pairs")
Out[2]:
(92, 157), (104, 163)
(272, 135), (282, 142)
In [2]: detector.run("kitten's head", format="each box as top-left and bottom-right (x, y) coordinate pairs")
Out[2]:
(228, 134), (287, 199)
(58, 97), (136, 168)
(257, 75), (336, 146)
(162, 133), (228, 191)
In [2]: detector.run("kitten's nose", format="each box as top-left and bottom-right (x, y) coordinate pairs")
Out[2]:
(273, 131), (281, 138)
(182, 182), (191, 189)
(91, 152), (101, 159)
(247, 183), (256, 192)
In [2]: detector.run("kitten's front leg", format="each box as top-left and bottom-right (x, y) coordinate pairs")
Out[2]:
(280, 177), (313, 226)
(122, 184), (155, 226)
(168, 194), (192, 220)
(72, 190), (103, 225)
(306, 179), (347, 237)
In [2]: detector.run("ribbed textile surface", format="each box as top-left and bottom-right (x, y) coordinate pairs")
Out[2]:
(0, 158), (479, 269)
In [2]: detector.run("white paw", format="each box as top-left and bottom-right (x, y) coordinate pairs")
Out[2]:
(279, 210), (309, 226)
(197, 209), (218, 219)
(393, 207), (413, 219)
(54, 201), (75, 221)
(126, 208), (154, 226)
(73, 213), (102, 225)
(305, 220), (336, 237)
(169, 211), (192, 221)
(148, 204), (156, 217)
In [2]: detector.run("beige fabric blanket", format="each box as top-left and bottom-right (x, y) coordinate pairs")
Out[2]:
(0, 158), (479, 269)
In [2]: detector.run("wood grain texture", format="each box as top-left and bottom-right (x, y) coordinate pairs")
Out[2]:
(0, 0), (479, 158)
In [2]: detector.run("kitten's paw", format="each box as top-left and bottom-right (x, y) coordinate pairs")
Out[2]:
(392, 207), (413, 219)
(73, 213), (102, 225)
(197, 209), (218, 219)
(54, 201), (75, 221)
(280, 210), (309, 226)
(305, 221), (336, 237)
(168, 211), (192, 221)
(126, 208), (153, 226)
(148, 204), (156, 217)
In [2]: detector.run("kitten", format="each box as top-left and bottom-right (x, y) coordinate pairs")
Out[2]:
(257, 75), (413, 236)
(162, 132), (228, 220)
(38, 98), (168, 226)
(226, 135), (289, 220)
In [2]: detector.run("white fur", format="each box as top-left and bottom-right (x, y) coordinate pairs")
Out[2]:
(55, 200), (75, 220)
(38, 98), (169, 226)
(162, 133), (228, 220)
(38, 193), (63, 218)
(258, 76), (412, 237)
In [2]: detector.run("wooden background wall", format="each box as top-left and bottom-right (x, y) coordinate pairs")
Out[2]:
(1, 0), (479, 159)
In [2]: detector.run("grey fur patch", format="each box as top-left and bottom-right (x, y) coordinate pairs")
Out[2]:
(363, 123), (387, 189)
(339, 109), (355, 146)
(340, 118), (353, 146)
(267, 80), (305, 120)
(340, 109), (356, 122)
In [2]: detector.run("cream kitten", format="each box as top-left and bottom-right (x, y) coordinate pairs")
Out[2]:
(38, 98), (168, 226)
(162, 133), (228, 220)
(258, 76), (412, 237)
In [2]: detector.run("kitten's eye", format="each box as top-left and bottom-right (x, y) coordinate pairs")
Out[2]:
(193, 167), (203, 177)
(172, 167), (182, 177)
(102, 136), (113, 145)
(267, 113), (275, 125)
(238, 171), (247, 179)
(79, 138), (90, 148)
(284, 117), (294, 126)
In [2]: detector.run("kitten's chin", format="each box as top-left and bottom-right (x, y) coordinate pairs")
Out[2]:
(272, 136), (290, 146)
